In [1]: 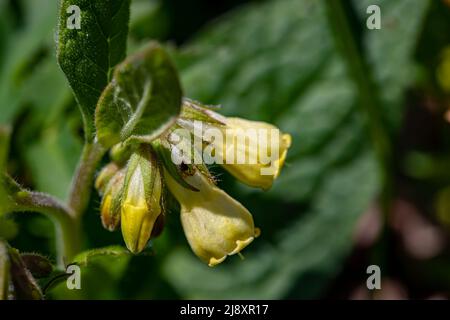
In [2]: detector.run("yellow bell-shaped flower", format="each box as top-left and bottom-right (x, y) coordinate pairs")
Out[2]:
(121, 148), (163, 253)
(179, 101), (292, 190)
(200, 116), (291, 190)
(222, 117), (291, 190)
(164, 168), (259, 266)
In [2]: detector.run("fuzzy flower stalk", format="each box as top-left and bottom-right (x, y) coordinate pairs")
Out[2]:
(95, 99), (292, 266)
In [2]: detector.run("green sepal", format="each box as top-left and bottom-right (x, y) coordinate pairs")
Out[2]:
(152, 139), (199, 192)
(180, 98), (226, 125)
(95, 42), (183, 148)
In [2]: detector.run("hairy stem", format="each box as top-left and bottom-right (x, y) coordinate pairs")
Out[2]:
(7, 129), (105, 267)
(68, 140), (106, 217)
(53, 216), (81, 268)
(13, 191), (79, 267)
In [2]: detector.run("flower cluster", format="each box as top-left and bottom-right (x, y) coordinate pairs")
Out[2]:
(95, 100), (291, 266)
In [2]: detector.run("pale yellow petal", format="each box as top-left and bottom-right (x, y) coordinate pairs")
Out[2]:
(165, 169), (259, 266)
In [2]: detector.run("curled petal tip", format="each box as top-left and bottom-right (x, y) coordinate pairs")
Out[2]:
(165, 169), (259, 267)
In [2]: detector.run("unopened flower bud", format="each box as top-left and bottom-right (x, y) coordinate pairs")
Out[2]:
(121, 147), (164, 253)
(100, 169), (126, 231)
(95, 163), (120, 195)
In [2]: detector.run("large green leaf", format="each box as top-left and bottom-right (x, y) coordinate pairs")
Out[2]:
(161, 0), (429, 299)
(95, 42), (182, 148)
(49, 246), (131, 299)
(72, 245), (131, 267)
(57, 0), (131, 139)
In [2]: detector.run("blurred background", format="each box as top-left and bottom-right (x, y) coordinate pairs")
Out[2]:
(1, 0), (450, 299)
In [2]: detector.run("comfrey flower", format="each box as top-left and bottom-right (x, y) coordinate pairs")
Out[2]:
(177, 100), (292, 190)
(165, 167), (260, 266)
(95, 99), (291, 266)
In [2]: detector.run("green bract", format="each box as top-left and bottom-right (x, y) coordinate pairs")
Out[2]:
(95, 42), (183, 148)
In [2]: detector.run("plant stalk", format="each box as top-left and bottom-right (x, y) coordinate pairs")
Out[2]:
(325, 0), (394, 275)
(13, 191), (79, 267)
(68, 140), (106, 217)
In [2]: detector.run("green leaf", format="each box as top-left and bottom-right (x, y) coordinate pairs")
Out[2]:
(49, 246), (131, 299)
(95, 42), (183, 148)
(162, 0), (429, 298)
(57, 0), (131, 139)
(72, 245), (130, 267)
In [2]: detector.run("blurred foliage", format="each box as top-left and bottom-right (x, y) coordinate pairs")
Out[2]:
(0, 0), (450, 299)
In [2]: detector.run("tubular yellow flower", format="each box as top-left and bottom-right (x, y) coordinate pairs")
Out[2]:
(164, 168), (260, 267)
(121, 148), (163, 253)
(203, 117), (291, 190)
(179, 102), (291, 190)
